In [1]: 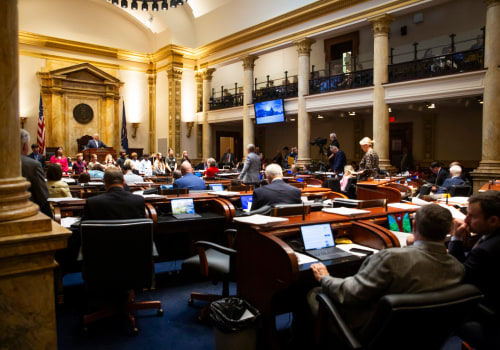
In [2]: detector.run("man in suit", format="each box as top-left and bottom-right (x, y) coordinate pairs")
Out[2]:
(239, 144), (261, 187)
(173, 162), (206, 190)
(251, 163), (302, 211)
(436, 165), (465, 193)
(28, 143), (45, 168)
(328, 145), (346, 173)
(220, 148), (235, 168)
(86, 133), (108, 149)
(308, 204), (463, 331)
(449, 191), (500, 348)
(82, 167), (145, 220)
(428, 161), (449, 191)
(20, 129), (52, 218)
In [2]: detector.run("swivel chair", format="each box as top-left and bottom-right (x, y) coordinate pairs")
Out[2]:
(315, 284), (483, 350)
(80, 219), (163, 334)
(448, 185), (472, 197)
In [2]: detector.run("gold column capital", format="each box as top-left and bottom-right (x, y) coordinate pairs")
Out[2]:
(200, 68), (216, 81)
(294, 37), (316, 55)
(368, 14), (394, 35)
(242, 55), (258, 70)
(166, 66), (183, 80)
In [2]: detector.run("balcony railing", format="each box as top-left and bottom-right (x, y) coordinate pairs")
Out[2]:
(209, 93), (244, 111)
(309, 69), (373, 95)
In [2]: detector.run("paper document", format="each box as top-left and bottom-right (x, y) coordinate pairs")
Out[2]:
(336, 243), (379, 256)
(388, 202), (418, 210)
(233, 214), (288, 227)
(437, 203), (466, 220)
(437, 196), (470, 206)
(322, 207), (371, 216)
(47, 197), (83, 202)
(211, 191), (242, 197)
(61, 217), (81, 228)
(390, 231), (413, 247)
(295, 252), (318, 265)
(411, 197), (432, 206)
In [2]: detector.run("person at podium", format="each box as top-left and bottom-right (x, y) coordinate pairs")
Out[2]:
(86, 133), (108, 149)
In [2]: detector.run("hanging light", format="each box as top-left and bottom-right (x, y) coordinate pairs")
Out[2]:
(161, 0), (168, 10)
(142, 1), (149, 11)
(152, 0), (159, 11)
(131, 0), (138, 9)
(121, 0), (128, 8)
(170, 0), (177, 8)
(112, 0), (119, 5)
(108, 0), (175, 11)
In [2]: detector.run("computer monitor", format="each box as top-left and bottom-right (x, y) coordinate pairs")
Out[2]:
(300, 223), (335, 250)
(170, 198), (196, 215)
(240, 195), (253, 212)
(209, 183), (224, 191)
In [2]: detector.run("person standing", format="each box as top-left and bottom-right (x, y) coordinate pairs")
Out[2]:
(72, 153), (87, 175)
(328, 145), (346, 173)
(50, 146), (69, 174)
(239, 144), (261, 187)
(28, 144), (45, 169)
(220, 147), (235, 168)
(86, 133), (108, 149)
(352, 137), (379, 181)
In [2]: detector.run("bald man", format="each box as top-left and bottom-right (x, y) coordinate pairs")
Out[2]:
(86, 133), (108, 149)
(173, 162), (206, 190)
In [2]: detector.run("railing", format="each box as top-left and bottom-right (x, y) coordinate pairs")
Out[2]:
(309, 68), (373, 94)
(253, 72), (299, 102)
(209, 93), (244, 110)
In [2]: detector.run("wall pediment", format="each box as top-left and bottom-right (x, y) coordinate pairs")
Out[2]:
(47, 63), (120, 84)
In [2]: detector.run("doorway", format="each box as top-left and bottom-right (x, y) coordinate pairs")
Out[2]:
(215, 131), (243, 163)
(389, 122), (413, 171)
(324, 32), (359, 72)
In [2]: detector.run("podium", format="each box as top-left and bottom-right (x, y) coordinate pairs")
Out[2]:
(83, 148), (116, 162)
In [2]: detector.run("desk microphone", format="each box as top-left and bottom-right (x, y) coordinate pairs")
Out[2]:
(302, 202), (306, 221)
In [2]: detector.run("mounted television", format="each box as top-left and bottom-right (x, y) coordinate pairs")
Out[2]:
(254, 99), (285, 125)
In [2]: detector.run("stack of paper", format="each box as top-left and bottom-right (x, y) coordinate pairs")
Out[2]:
(322, 207), (371, 216)
(233, 214), (288, 227)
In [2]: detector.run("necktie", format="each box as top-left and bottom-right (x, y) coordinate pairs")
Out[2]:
(95, 140), (98, 148)
(227, 154), (230, 163)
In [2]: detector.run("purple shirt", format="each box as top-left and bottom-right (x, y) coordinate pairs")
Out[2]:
(73, 160), (87, 174)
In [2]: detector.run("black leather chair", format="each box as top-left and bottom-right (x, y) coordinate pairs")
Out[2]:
(182, 229), (237, 319)
(80, 219), (163, 334)
(448, 185), (472, 197)
(315, 284), (483, 350)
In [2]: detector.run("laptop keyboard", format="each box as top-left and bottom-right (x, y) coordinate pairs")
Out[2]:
(311, 247), (353, 260)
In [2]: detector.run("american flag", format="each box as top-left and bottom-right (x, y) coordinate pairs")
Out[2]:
(37, 94), (46, 155)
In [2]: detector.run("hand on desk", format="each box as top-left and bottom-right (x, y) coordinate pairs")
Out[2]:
(311, 262), (330, 282)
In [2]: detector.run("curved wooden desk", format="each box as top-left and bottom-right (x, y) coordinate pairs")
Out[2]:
(356, 179), (409, 203)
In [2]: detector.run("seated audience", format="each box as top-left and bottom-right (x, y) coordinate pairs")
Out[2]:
(154, 152), (166, 175)
(78, 172), (91, 184)
(130, 152), (141, 171)
(436, 165), (465, 193)
(140, 154), (153, 176)
(46, 163), (72, 198)
(115, 149), (127, 169)
(307, 204), (464, 333)
(122, 163), (143, 185)
(340, 165), (355, 192)
(173, 162), (206, 190)
(104, 153), (116, 168)
(87, 154), (100, 170)
(180, 150), (191, 165)
(449, 191), (500, 348)
(82, 167), (145, 220)
(251, 164), (302, 211)
(50, 146), (69, 174)
(72, 153), (87, 175)
(165, 148), (177, 173)
(20, 129), (52, 217)
(205, 158), (219, 178)
(28, 143), (45, 168)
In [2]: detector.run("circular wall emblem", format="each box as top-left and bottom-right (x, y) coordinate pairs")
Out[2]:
(73, 103), (94, 124)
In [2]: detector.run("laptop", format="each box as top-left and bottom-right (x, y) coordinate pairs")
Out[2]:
(240, 194), (253, 212)
(170, 198), (202, 219)
(209, 183), (224, 191)
(300, 223), (357, 261)
(388, 212), (412, 233)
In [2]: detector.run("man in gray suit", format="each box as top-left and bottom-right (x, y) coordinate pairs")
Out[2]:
(239, 144), (261, 187)
(20, 129), (52, 218)
(308, 204), (463, 331)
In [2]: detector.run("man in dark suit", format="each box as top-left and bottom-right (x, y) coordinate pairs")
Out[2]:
(86, 133), (108, 149)
(28, 143), (45, 168)
(251, 163), (302, 211)
(20, 129), (52, 218)
(449, 191), (500, 348)
(428, 161), (449, 190)
(82, 167), (145, 220)
(220, 148), (235, 168)
(436, 165), (465, 193)
(328, 145), (346, 173)
(173, 162), (206, 190)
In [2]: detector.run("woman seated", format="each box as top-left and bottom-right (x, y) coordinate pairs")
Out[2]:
(340, 165), (355, 192)
(46, 163), (72, 198)
(205, 158), (220, 178)
(50, 146), (68, 174)
(154, 152), (166, 175)
(104, 154), (116, 168)
(87, 154), (100, 170)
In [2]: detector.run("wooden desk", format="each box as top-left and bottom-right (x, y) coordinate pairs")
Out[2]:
(235, 205), (417, 349)
(479, 181), (500, 192)
(357, 179), (410, 203)
(82, 148), (116, 162)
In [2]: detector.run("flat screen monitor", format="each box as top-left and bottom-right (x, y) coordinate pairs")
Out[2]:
(254, 99), (285, 125)
(171, 198), (196, 215)
(300, 223), (335, 250)
(209, 183), (224, 191)
(240, 195), (253, 212)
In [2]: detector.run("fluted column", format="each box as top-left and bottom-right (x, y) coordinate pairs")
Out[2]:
(201, 68), (216, 159)
(242, 55), (258, 150)
(294, 38), (315, 168)
(148, 72), (157, 154)
(472, 0), (500, 191)
(166, 65), (183, 157)
(369, 14), (395, 171)
(0, 0), (38, 220)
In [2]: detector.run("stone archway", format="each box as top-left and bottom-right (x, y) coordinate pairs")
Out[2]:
(38, 63), (122, 156)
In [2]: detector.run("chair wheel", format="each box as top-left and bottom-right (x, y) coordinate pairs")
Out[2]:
(158, 308), (164, 316)
(188, 299), (194, 306)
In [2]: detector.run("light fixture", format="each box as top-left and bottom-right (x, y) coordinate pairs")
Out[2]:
(161, 0), (168, 9)
(112, 0), (119, 5)
(152, 1), (158, 11)
(20, 117), (28, 129)
(170, 0), (177, 8)
(289, 118), (296, 122)
(131, 0), (138, 9)
(388, 107), (392, 113)
(426, 102), (436, 109)
(131, 122), (140, 138)
(186, 122), (195, 137)
(348, 111), (356, 116)
(109, 0), (176, 11)
(142, 1), (148, 11)
(317, 115), (324, 119)
(476, 96), (484, 104)
(121, 0), (128, 8)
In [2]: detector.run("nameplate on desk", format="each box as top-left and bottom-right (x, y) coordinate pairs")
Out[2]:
(322, 207), (371, 216)
(233, 214), (288, 228)
(211, 191), (242, 197)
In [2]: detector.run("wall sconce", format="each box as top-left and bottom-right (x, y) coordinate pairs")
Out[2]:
(20, 117), (28, 129)
(186, 122), (195, 138)
(131, 122), (140, 138)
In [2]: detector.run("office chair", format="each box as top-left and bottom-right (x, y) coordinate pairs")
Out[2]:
(182, 229), (237, 319)
(448, 185), (472, 197)
(315, 284), (483, 350)
(80, 219), (163, 334)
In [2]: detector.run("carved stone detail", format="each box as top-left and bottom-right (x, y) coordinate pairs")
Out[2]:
(294, 38), (316, 55)
(201, 68), (216, 81)
(242, 55), (258, 70)
(369, 14), (394, 35)
(167, 67), (183, 156)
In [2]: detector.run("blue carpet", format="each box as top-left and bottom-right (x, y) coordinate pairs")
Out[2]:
(57, 262), (237, 350)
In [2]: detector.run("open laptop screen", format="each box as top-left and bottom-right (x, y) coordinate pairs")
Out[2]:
(388, 212), (412, 233)
(209, 183), (224, 191)
(300, 223), (335, 250)
(170, 198), (196, 215)
(240, 195), (253, 211)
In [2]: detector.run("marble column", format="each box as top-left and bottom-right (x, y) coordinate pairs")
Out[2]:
(148, 73), (157, 154)
(369, 14), (395, 172)
(167, 66), (183, 157)
(0, 1), (71, 348)
(242, 55), (258, 151)
(472, 0), (500, 192)
(202, 68), (216, 160)
(294, 38), (315, 168)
